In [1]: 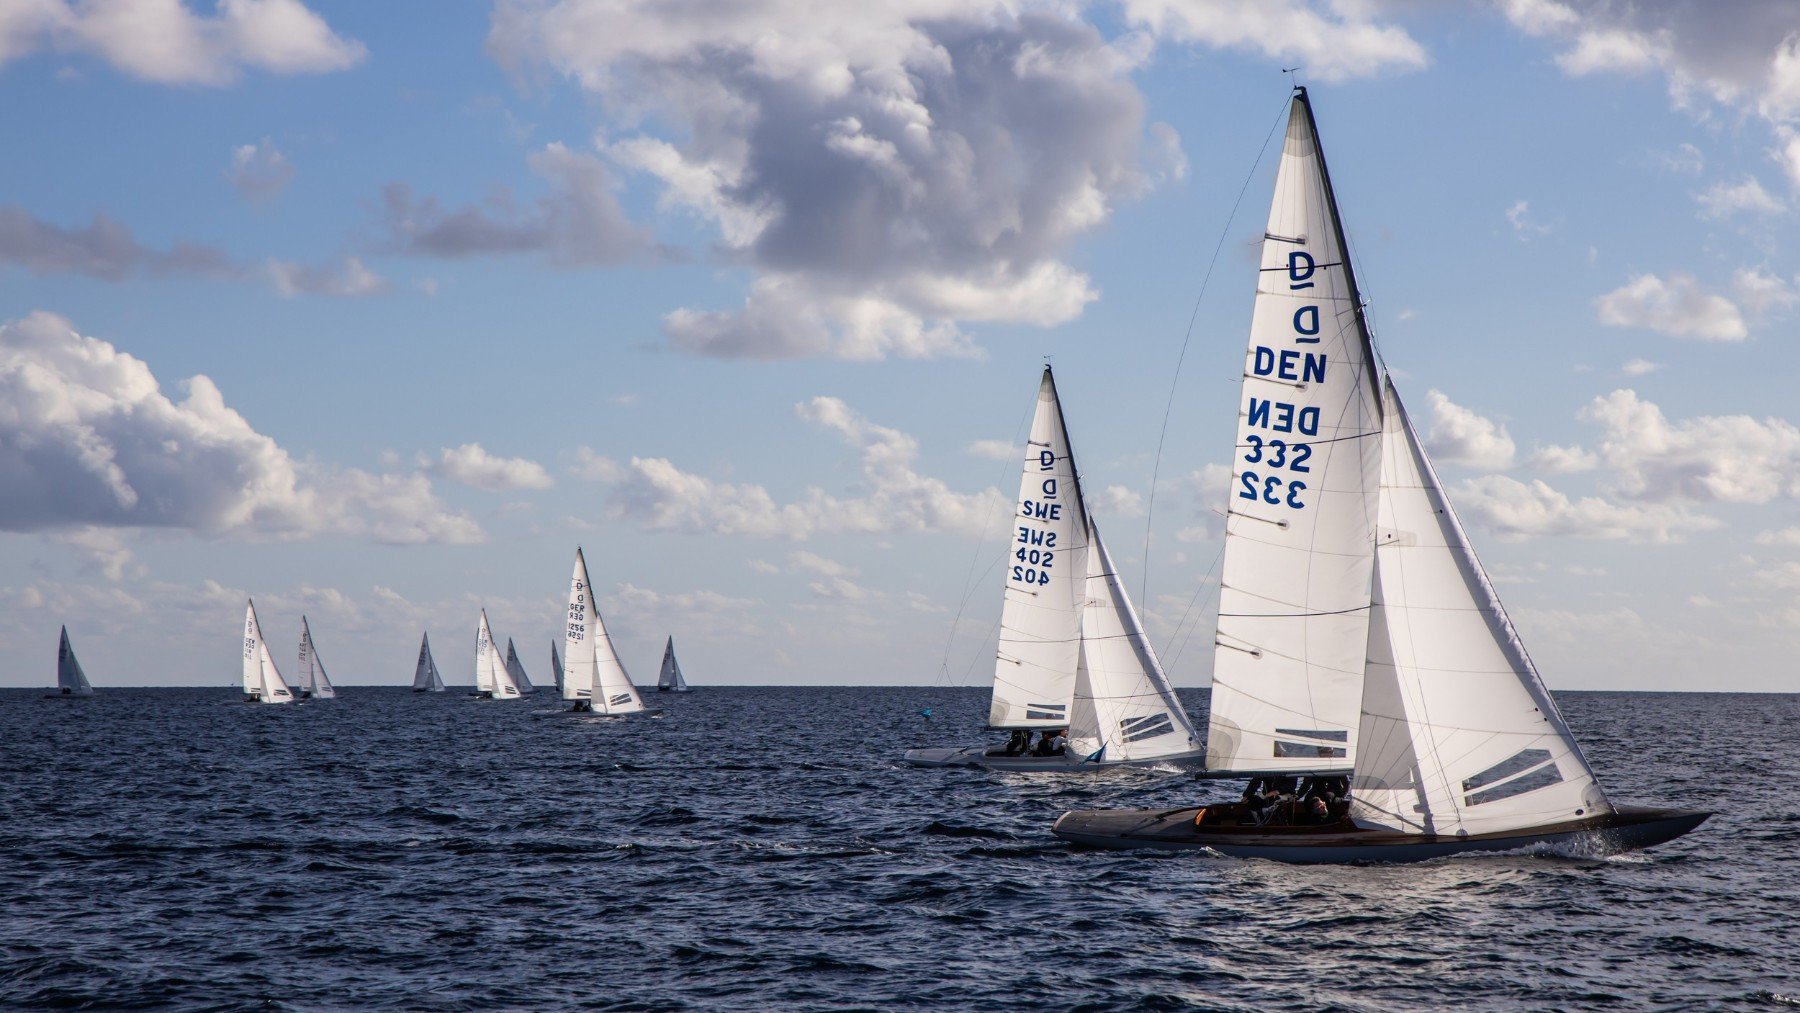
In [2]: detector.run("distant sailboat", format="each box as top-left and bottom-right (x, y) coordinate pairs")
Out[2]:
(561, 547), (655, 715)
(550, 642), (564, 695)
(412, 632), (446, 692)
(903, 367), (1203, 770)
(1052, 88), (1707, 861)
(505, 638), (539, 695)
(656, 636), (691, 692)
(47, 626), (94, 698)
(473, 610), (522, 700)
(242, 599), (294, 704)
(296, 617), (338, 700)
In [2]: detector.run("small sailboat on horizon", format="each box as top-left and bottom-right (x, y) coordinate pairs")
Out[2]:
(296, 617), (338, 700)
(1051, 87), (1707, 862)
(242, 599), (294, 705)
(550, 641), (564, 695)
(904, 367), (1205, 771)
(412, 632), (446, 692)
(656, 636), (691, 693)
(561, 547), (656, 715)
(505, 638), (539, 695)
(47, 626), (94, 698)
(472, 610), (522, 700)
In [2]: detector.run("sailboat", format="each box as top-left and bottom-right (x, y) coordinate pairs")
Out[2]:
(550, 642), (564, 694)
(412, 632), (446, 692)
(657, 636), (691, 692)
(296, 617), (338, 700)
(47, 626), (94, 698)
(903, 367), (1205, 771)
(505, 638), (539, 695)
(472, 609), (522, 700)
(242, 599), (294, 704)
(1052, 87), (1707, 861)
(561, 547), (656, 715)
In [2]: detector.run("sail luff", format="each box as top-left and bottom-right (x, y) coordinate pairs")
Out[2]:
(564, 549), (598, 703)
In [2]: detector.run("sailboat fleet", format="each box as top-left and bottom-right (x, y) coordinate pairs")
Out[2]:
(31, 88), (1705, 865)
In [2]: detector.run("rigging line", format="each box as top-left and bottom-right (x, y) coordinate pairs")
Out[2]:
(1139, 92), (1292, 611)
(937, 395), (1037, 687)
(1159, 540), (1227, 674)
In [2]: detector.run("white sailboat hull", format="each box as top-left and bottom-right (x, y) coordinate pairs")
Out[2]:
(902, 745), (1208, 772)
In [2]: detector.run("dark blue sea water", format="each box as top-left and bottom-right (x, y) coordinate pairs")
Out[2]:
(0, 687), (1793, 1010)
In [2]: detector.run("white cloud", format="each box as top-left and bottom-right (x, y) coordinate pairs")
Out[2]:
(1651, 141), (1704, 175)
(1732, 266), (1798, 316)
(1755, 527), (1800, 547)
(602, 395), (1006, 539)
(1424, 390), (1515, 470)
(1620, 358), (1661, 377)
(1696, 175), (1786, 219)
(491, 2), (1174, 360)
(1595, 272), (1746, 341)
(266, 255), (390, 298)
(965, 438), (1017, 461)
(1504, 199), (1552, 239)
(1528, 443), (1599, 474)
(1453, 475), (1721, 543)
(566, 446), (623, 483)
(0, 205), (237, 281)
(1090, 484), (1145, 516)
(0, 311), (479, 543)
(1120, 0), (1429, 82)
(0, 0), (365, 86)
(225, 137), (293, 204)
(423, 443), (553, 492)
(1580, 389), (1800, 504)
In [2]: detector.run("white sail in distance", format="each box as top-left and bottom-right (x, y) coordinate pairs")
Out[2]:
(1206, 89), (1383, 775)
(1350, 380), (1612, 837)
(476, 610), (520, 699)
(658, 637), (688, 691)
(505, 638), (537, 694)
(242, 600), (293, 704)
(566, 547), (648, 715)
(550, 642), (564, 694)
(1066, 523), (1203, 764)
(56, 626), (94, 696)
(297, 617), (337, 699)
(990, 366), (1089, 730)
(563, 549), (598, 707)
(412, 632), (445, 691)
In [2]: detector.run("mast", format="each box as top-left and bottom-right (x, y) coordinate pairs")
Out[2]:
(1293, 86), (1383, 411)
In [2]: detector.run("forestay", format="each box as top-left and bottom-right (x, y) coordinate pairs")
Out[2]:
(57, 626), (93, 696)
(477, 610), (521, 699)
(990, 367), (1090, 730)
(242, 600), (293, 704)
(1067, 524), (1202, 763)
(658, 636), (687, 691)
(1207, 89), (1383, 774)
(297, 617), (337, 699)
(412, 632), (445, 691)
(1350, 380), (1612, 837)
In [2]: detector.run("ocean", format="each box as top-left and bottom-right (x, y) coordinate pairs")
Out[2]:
(0, 686), (1792, 1010)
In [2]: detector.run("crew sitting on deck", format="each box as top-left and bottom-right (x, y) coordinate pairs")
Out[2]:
(1033, 728), (1067, 757)
(987, 729), (1031, 757)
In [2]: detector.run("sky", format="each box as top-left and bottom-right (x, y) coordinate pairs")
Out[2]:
(4, 0), (1800, 692)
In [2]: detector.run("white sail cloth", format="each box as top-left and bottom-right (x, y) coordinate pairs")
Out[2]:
(412, 633), (445, 691)
(563, 548), (647, 714)
(1066, 525), (1203, 763)
(658, 637), (687, 691)
(1206, 93), (1382, 774)
(242, 600), (293, 704)
(298, 617), (337, 699)
(990, 368), (1089, 730)
(476, 610), (521, 699)
(56, 626), (93, 696)
(505, 639), (537, 694)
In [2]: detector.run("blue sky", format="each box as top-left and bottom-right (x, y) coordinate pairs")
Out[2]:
(4, 0), (1800, 692)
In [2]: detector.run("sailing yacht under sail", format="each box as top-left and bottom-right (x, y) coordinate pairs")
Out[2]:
(550, 642), (564, 695)
(412, 632), (446, 692)
(505, 639), (538, 695)
(904, 367), (1204, 771)
(657, 636), (691, 692)
(1052, 88), (1706, 861)
(473, 610), (522, 700)
(296, 617), (338, 700)
(48, 626), (94, 698)
(561, 547), (655, 715)
(242, 599), (294, 704)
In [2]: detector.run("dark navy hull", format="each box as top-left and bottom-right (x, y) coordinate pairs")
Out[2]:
(1051, 804), (1709, 863)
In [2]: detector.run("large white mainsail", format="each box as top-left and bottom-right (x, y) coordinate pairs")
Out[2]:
(1206, 90), (1383, 775)
(991, 367), (1090, 730)
(505, 638), (538, 695)
(657, 636), (689, 692)
(242, 599), (293, 704)
(563, 547), (648, 714)
(412, 632), (445, 692)
(297, 617), (338, 700)
(476, 610), (521, 699)
(56, 626), (94, 696)
(1350, 380), (1612, 837)
(1067, 523), (1203, 763)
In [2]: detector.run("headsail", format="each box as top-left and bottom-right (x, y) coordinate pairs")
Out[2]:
(505, 638), (537, 694)
(1350, 380), (1611, 837)
(56, 626), (94, 696)
(658, 636), (688, 691)
(242, 600), (293, 704)
(412, 632), (445, 691)
(298, 617), (338, 699)
(477, 610), (520, 699)
(1207, 87), (1383, 774)
(550, 642), (564, 694)
(1067, 523), (1203, 763)
(991, 366), (1090, 730)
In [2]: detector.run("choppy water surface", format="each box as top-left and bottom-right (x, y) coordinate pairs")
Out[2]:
(0, 687), (1792, 1010)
